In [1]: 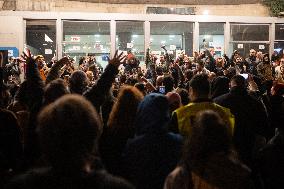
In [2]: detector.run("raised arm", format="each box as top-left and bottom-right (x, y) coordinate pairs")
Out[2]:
(45, 57), (69, 84)
(20, 49), (44, 112)
(84, 50), (126, 111)
(22, 49), (42, 84)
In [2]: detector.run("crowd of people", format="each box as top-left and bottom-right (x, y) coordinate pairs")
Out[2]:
(0, 46), (284, 189)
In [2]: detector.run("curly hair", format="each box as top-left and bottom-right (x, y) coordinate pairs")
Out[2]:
(107, 86), (143, 137)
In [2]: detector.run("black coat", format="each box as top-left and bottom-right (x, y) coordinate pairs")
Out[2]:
(214, 87), (269, 167)
(5, 168), (134, 189)
(256, 131), (284, 189)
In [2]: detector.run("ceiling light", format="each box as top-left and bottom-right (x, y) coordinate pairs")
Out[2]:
(203, 10), (209, 15)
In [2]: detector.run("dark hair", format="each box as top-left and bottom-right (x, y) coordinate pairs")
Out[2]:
(189, 74), (210, 96)
(197, 60), (204, 67)
(69, 71), (88, 94)
(176, 88), (190, 106)
(134, 83), (146, 96)
(185, 70), (194, 81)
(211, 76), (230, 99)
(182, 110), (232, 171)
(231, 75), (246, 88)
(43, 79), (69, 105)
(37, 95), (102, 170)
(163, 75), (174, 94)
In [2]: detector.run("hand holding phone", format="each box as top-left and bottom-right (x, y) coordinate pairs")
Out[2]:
(240, 73), (248, 80)
(159, 86), (165, 94)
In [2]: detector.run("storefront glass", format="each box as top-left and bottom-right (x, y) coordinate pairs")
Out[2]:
(63, 21), (110, 68)
(150, 22), (193, 59)
(26, 20), (56, 62)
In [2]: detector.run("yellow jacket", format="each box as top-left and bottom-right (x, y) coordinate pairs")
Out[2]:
(174, 102), (235, 137)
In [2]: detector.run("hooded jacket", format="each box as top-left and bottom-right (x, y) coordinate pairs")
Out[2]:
(123, 93), (183, 189)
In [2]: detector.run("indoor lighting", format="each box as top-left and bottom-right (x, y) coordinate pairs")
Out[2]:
(94, 34), (100, 37)
(132, 35), (138, 38)
(203, 10), (209, 15)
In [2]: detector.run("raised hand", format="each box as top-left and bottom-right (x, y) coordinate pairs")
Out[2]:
(21, 49), (33, 63)
(58, 57), (70, 65)
(108, 50), (126, 67)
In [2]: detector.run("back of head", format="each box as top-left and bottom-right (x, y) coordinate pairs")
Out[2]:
(231, 75), (246, 89)
(43, 79), (69, 105)
(37, 95), (102, 170)
(166, 92), (181, 112)
(176, 88), (190, 106)
(189, 74), (210, 97)
(108, 86), (143, 133)
(69, 71), (88, 95)
(134, 83), (146, 96)
(272, 83), (284, 96)
(211, 76), (230, 99)
(225, 67), (237, 80)
(183, 110), (232, 168)
(163, 76), (174, 93)
(135, 93), (170, 135)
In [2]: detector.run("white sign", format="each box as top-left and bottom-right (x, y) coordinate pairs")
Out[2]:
(45, 49), (52, 55)
(73, 46), (81, 51)
(8, 50), (13, 56)
(238, 44), (243, 49)
(71, 36), (81, 42)
(127, 43), (134, 48)
(209, 42), (214, 47)
(170, 45), (176, 51)
(259, 45), (265, 50)
(74, 46), (80, 50)
(151, 51), (161, 56)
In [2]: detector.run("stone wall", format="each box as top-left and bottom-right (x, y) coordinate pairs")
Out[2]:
(0, 0), (270, 16)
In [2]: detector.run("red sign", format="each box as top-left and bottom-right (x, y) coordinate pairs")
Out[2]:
(71, 36), (80, 42)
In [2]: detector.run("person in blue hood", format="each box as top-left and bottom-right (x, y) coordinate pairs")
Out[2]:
(122, 93), (183, 189)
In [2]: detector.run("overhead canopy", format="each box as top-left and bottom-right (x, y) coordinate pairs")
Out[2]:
(68, 0), (261, 5)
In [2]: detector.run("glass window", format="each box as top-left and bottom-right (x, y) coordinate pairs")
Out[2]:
(26, 20), (56, 63)
(150, 22), (193, 59)
(63, 21), (110, 68)
(230, 24), (270, 57)
(199, 22), (224, 57)
(275, 24), (284, 40)
(231, 43), (270, 57)
(116, 21), (144, 63)
(231, 24), (269, 41)
(274, 41), (284, 53)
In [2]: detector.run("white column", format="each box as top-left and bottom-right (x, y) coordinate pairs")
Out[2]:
(144, 21), (150, 55)
(110, 20), (116, 58)
(56, 18), (63, 60)
(224, 21), (230, 55)
(22, 19), (26, 50)
(193, 21), (199, 53)
(270, 23), (275, 56)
